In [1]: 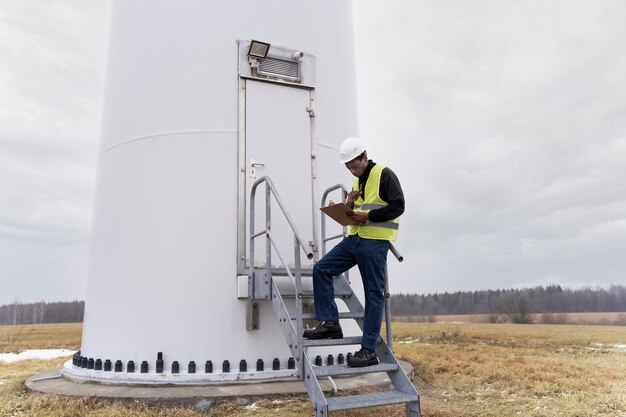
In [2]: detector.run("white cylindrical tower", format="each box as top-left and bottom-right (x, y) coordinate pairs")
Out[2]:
(65, 0), (360, 384)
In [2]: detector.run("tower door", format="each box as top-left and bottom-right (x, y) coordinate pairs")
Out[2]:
(243, 79), (315, 271)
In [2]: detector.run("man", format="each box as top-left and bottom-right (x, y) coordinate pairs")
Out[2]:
(303, 136), (405, 367)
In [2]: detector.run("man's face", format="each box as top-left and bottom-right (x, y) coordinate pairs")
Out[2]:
(345, 153), (368, 177)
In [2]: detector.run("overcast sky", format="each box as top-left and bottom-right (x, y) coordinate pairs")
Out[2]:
(1, 1), (626, 305)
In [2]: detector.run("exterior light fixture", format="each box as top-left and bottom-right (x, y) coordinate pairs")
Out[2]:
(248, 40), (270, 60)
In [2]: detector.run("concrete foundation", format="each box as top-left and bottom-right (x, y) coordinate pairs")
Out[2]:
(26, 360), (414, 410)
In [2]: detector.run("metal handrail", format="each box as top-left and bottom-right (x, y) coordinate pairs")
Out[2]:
(268, 235), (299, 290)
(389, 242), (403, 262)
(249, 176), (310, 373)
(320, 184), (349, 256)
(250, 176), (313, 262)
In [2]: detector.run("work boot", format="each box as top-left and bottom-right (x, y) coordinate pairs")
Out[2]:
(347, 347), (378, 367)
(302, 321), (343, 340)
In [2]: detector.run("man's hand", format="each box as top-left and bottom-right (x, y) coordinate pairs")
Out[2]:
(348, 211), (368, 224)
(346, 190), (362, 206)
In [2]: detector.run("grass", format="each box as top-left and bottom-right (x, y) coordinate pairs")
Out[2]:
(395, 311), (626, 325)
(392, 323), (626, 417)
(1, 322), (625, 416)
(0, 323), (82, 352)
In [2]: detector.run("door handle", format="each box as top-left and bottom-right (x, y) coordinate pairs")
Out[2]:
(249, 158), (265, 179)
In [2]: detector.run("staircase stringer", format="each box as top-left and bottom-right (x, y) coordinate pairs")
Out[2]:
(335, 274), (419, 397)
(269, 279), (303, 378)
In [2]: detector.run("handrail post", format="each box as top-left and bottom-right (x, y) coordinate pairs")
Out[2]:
(265, 183), (272, 278)
(384, 243), (403, 353)
(294, 234), (303, 377)
(249, 180), (256, 299)
(384, 263), (393, 353)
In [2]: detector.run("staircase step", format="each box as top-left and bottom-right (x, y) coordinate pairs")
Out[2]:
(327, 390), (420, 412)
(303, 336), (362, 347)
(270, 270), (313, 277)
(280, 289), (352, 298)
(312, 362), (398, 377)
(291, 312), (364, 320)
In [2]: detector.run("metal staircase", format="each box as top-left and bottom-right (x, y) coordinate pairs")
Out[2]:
(249, 177), (420, 416)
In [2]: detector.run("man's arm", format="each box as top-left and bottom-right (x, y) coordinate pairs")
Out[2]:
(368, 167), (405, 222)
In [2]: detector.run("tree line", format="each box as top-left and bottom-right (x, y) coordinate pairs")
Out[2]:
(390, 284), (626, 318)
(1, 285), (624, 325)
(0, 301), (84, 325)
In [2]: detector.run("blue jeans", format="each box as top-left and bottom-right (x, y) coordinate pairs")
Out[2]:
(312, 235), (389, 351)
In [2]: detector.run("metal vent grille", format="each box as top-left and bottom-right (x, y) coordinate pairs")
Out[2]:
(258, 57), (300, 81)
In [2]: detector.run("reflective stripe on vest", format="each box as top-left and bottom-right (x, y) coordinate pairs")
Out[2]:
(349, 165), (400, 242)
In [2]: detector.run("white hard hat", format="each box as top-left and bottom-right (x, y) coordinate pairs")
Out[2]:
(339, 136), (366, 163)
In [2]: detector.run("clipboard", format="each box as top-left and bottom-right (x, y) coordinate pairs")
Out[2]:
(320, 201), (358, 226)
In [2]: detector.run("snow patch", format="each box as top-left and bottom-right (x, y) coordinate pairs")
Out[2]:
(398, 337), (418, 345)
(589, 343), (626, 352)
(245, 403), (258, 410)
(0, 349), (76, 363)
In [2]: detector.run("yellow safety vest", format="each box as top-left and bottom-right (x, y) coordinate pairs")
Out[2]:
(349, 165), (400, 242)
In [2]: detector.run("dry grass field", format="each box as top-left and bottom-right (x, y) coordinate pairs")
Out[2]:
(0, 323), (82, 352)
(396, 311), (626, 325)
(1, 322), (625, 416)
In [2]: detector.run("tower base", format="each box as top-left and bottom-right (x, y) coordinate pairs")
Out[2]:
(26, 360), (414, 409)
